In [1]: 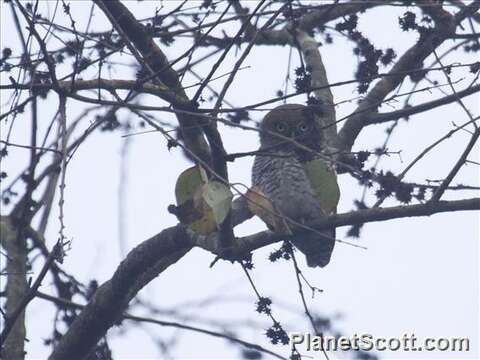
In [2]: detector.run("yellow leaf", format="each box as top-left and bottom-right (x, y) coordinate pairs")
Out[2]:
(246, 186), (289, 234)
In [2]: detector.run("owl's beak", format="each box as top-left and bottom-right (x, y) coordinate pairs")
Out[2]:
(292, 130), (302, 138)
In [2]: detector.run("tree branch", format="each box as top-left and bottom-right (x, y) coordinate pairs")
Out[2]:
(0, 79), (189, 106)
(35, 291), (287, 360)
(295, 30), (338, 149)
(1, 238), (61, 352)
(49, 225), (192, 360)
(367, 84), (480, 125)
(430, 129), (480, 202)
(298, 1), (381, 32)
(337, 1), (480, 152)
(49, 197), (479, 359)
(94, 0), (212, 165)
(0, 217), (27, 359)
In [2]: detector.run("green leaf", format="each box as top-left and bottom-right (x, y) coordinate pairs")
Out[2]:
(175, 166), (206, 205)
(202, 181), (233, 226)
(303, 159), (340, 214)
(174, 166), (233, 235)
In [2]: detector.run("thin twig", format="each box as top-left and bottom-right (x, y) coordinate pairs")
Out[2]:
(34, 291), (287, 360)
(430, 128), (480, 202)
(0, 242), (61, 346)
(289, 248), (329, 360)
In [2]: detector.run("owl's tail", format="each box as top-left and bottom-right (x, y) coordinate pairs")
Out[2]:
(292, 228), (336, 268)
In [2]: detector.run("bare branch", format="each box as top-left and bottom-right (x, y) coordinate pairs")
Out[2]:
(298, 1), (381, 32)
(1, 2), (479, 358)
(49, 197), (479, 359)
(35, 291), (287, 360)
(337, 1), (480, 152)
(1, 240), (61, 349)
(367, 84), (480, 125)
(48, 225), (192, 360)
(0, 79), (189, 105)
(94, 0), (212, 164)
(295, 30), (337, 149)
(430, 129), (480, 202)
(15, 1), (61, 92)
(0, 217), (27, 359)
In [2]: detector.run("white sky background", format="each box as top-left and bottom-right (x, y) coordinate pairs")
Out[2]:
(0, 1), (479, 359)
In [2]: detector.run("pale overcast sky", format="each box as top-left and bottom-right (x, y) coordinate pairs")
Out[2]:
(1, 1), (479, 359)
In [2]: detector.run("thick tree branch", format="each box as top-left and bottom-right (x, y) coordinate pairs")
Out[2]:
(295, 30), (338, 149)
(298, 1), (380, 32)
(337, 1), (480, 152)
(49, 197), (479, 359)
(0, 242), (60, 350)
(195, 1), (384, 47)
(448, 0), (480, 24)
(48, 225), (192, 360)
(94, 0), (212, 165)
(2, 2), (479, 359)
(0, 217), (27, 359)
(199, 197), (480, 255)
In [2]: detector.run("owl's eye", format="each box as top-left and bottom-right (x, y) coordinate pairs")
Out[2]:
(275, 123), (286, 132)
(298, 122), (309, 132)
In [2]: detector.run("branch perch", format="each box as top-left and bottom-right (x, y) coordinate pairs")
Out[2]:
(49, 197), (479, 359)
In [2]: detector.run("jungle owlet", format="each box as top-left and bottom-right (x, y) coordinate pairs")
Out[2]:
(251, 104), (337, 268)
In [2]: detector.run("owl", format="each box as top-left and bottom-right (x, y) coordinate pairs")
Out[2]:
(251, 104), (337, 267)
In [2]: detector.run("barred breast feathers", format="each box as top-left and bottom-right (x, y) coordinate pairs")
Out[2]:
(252, 152), (323, 222)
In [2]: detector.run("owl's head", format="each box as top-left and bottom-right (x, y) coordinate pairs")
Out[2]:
(258, 104), (321, 154)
